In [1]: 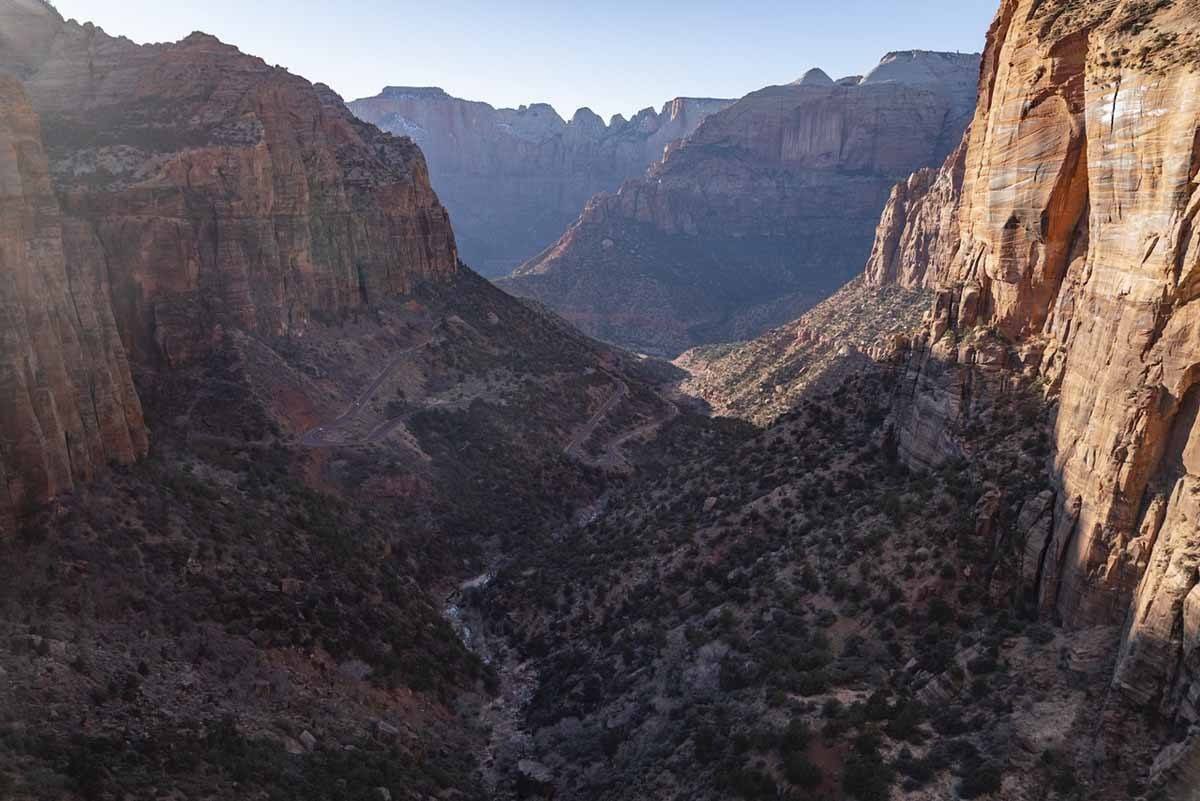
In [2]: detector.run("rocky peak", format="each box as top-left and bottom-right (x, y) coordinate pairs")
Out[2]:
(660, 96), (735, 124)
(495, 102), (566, 141)
(516, 101), (560, 119)
(795, 67), (835, 86)
(569, 106), (604, 126)
(629, 105), (661, 132)
(179, 31), (225, 47)
(380, 85), (451, 100)
(864, 49), (981, 86)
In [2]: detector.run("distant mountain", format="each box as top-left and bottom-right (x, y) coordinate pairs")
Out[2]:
(498, 50), (981, 356)
(350, 88), (733, 276)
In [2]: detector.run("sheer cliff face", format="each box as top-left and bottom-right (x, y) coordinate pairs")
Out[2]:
(0, 74), (146, 529)
(2, 7), (458, 367)
(499, 51), (981, 356)
(878, 0), (1200, 725)
(0, 0), (459, 526)
(350, 88), (732, 276)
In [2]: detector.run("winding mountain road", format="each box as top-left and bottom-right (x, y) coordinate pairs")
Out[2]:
(563, 381), (630, 458)
(300, 333), (438, 448)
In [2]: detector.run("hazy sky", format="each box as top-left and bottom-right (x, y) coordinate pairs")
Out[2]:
(50, 0), (998, 120)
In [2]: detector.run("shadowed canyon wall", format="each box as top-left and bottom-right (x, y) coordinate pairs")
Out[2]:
(0, 1), (458, 367)
(350, 87), (732, 276)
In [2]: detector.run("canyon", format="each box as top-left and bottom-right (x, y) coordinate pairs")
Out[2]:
(350, 87), (732, 276)
(2, 0), (1200, 799)
(676, 0), (1200, 796)
(498, 50), (981, 356)
(0, 2), (684, 797)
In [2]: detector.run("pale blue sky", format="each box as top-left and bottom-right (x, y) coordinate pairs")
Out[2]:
(51, 0), (997, 120)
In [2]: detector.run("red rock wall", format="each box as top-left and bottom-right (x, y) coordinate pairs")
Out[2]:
(879, 0), (1200, 724)
(5, 12), (458, 366)
(0, 73), (147, 530)
(864, 137), (967, 289)
(0, 0), (459, 525)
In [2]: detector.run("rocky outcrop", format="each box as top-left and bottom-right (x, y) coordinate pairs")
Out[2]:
(500, 50), (981, 356)
(864, 136), (967, 288)
(0, 72), (146, 531)
(350, 87), (732, 276)
(876, 0), (1200, 738)
(1, 1), (459, 367)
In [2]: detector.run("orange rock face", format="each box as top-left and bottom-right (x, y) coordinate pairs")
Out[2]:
(877, 0), (1200, 725)
(864, 137), (967, 289)
(0, 73), (146, 530)
(2, 4), (458, 367)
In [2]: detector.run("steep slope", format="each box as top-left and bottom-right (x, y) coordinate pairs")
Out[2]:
(863, 136), (968, 290)
(0, 72), (146, 532)
(499, 51), (981, 356)
(350, 87), (732, 276)
(675, 278), (930, 425)
(489, 3), (1200, 798)
(0, 267), (686, 801)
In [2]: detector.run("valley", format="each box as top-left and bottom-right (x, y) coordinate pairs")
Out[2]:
(1, 0), (1199, 800)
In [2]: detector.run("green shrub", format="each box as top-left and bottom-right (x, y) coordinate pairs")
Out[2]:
(842, 753), (894, 801)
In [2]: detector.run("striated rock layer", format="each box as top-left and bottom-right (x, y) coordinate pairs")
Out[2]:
(0, 72), (146, 530)
(1, 0), (459, 367)
(873, 0), (1200, 744)
(500, 51), (981, 356)
(0, 0), (459, 527)
(350, 87), (732, 276)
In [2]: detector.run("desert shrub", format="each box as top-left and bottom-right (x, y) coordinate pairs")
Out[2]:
(842, 752), (894, 801)
(959, 761), (1003, 798)
(784, 752), (823, 788)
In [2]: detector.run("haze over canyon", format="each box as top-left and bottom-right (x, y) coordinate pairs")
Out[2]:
(0, 1), (1198, 801)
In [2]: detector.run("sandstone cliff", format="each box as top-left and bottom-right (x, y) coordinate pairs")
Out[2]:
(350, 87), (731, 275)
(0, 72), (146, 531)
(500, 51), (981, 356)
(0, 0), (460, 527)
(0, 1), (459, 367)
(872, 0), (1200, 759)
(863, 136), (968, 289)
